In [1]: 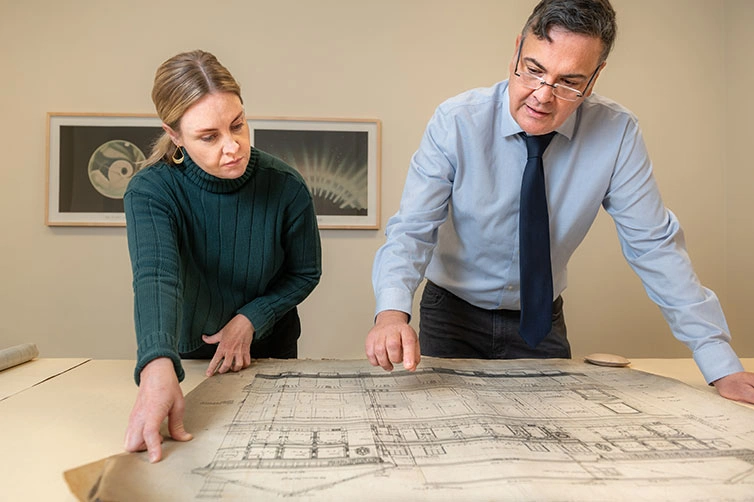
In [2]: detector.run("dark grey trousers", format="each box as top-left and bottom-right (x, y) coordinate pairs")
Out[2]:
(419, 281), (570, 359)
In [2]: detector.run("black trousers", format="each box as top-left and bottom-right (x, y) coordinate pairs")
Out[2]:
(419, 281), (570, 359)
(180, 307), (300, 360)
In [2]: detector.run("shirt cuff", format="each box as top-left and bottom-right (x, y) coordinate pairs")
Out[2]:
(375, 287), (414, 320)
(692, 342), (744, 384)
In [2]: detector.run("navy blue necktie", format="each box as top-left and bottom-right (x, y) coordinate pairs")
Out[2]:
(519, 132), (556, 348)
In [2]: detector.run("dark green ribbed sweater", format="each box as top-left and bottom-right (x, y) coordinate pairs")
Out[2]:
(124, 148), (322, 384)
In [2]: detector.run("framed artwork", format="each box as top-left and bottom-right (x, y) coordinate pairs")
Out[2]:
(46, 113), (163, 226)
(248, 117), (381, 230)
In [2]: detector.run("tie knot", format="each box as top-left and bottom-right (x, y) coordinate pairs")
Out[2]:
(523, 132), (556, 159)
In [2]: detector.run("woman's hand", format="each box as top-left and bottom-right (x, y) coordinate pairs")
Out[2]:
(124, 358), (192, 463)
(202, 314), (254, 376)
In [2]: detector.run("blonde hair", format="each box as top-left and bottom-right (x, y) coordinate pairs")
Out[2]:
(144, 50), (243, 167)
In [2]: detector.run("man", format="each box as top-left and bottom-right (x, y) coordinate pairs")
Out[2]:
(366, 0), (754, 404)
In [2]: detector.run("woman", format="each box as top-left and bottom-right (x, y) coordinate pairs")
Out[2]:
(123, 50), (322, 462)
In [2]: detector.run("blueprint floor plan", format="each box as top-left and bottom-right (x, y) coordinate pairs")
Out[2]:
(81, 358), (754, 501)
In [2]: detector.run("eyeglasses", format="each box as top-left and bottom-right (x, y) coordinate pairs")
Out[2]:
(513, 41), (601, 102)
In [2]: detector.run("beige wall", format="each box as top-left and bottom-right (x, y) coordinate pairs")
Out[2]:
(724, 0), (754, 359)
(0, 0), (751, 364)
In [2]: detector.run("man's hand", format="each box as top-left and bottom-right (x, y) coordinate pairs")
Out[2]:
(712, 371), (754, 404)
(366, 310), (421, 372)
(124, 358), (192, 463)
(202, 314), (254, 377)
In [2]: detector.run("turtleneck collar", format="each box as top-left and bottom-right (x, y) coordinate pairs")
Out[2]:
(179, 148), (258, 194)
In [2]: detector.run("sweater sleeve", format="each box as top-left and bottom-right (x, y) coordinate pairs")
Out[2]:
(124, 177), (186, 385)
(237, 180), (322, 340)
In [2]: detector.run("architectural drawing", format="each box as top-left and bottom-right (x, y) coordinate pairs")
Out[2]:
(82, 358), (754, 501)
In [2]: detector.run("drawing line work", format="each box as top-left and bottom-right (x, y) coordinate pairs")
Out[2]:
(77, 359), (754, 501)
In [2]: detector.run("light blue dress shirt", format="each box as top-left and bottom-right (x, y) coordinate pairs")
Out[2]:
(373, 80), (743, 384)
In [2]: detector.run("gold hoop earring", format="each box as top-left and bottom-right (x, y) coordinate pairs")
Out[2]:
(172, 146), (185, 165)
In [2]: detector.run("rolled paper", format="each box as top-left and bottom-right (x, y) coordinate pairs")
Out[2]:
(0, 343), (40, 372)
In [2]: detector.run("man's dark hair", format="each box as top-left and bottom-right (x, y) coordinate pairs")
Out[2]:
(523, 0), (617, 62)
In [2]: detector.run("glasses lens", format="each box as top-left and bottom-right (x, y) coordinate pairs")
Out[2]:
(552, 87), (579, 101)
(519, 72), (541, 90)
(517, 72), (582, 101)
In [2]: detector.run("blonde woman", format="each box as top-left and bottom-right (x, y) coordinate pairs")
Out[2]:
(123, 50), (321, 462)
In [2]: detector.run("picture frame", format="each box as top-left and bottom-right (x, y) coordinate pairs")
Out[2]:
(248, 117), (381, 230)
(46, 113), (163, 226)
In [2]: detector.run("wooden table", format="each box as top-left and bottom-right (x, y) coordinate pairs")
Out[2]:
(1, 357), (752, 501)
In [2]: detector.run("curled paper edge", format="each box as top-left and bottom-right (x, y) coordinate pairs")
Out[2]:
(0, 343), (40, 372)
